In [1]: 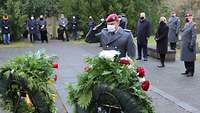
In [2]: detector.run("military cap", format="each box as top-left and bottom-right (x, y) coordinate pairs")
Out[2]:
(106, 14), (119, 22)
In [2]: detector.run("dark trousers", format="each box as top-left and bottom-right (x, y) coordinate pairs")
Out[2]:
(170, 42), (176, 50)
(160, 53), (166, 66)
(30, 33), (36, 43)
(72, 29), (78, 40)
(40, 30), (48, 43)
(137, 43), (148, 59)
(184, 61), (195, 74)
(59, 29), (69, 41)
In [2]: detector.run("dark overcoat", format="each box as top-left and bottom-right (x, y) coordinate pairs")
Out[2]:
(155, 23), (169, 54)
(136, 19), (151, 45)
(180, 22), (197, 61)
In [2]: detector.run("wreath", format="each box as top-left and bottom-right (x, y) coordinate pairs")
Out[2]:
(67, 50), (156, 113)
(0, 50), (58, 113)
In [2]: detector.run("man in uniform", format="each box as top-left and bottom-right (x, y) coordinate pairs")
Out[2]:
(89, 13), (136, 58)
(136, 12), (151, 61)
(87, 16), (95, 32)
(28, 16), (37, 43)
(180, 12), (197, 77)
(119, 14), (128, 29)
(71, 16), (78, 40)
(38, 15), (48, 43)
(58, 14), (69, 41)
(1, 15), (11, 45)
(168, 11), (180, 50)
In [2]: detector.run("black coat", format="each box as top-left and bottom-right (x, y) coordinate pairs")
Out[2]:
(1, 20), (10, 34)
(136, 19), (151, 44)
(155, 22), (169, 54)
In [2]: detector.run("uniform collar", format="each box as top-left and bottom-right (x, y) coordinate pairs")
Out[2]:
(106, 27), (123, 45)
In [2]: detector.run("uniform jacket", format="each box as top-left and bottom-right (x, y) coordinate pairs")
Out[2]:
(136, 19), (151, 44)
(155, 22), (169, 54)
(28, 19), (37, 33)
(1, 19), (10, 34)
(58, 18), (68, 29)
(71, 19), (78, 30)
(180, 22), (197, 61)
(38, 19), (47, 31)
(168, 16), (180, 42)
(96, 27), (136, 58)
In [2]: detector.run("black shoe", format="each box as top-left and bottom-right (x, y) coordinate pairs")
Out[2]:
(143, 58), (148, 61)
(157, 65), (164, 68)
(181, 72), (188, 75)
(136, 58), (141, 60)
(186, 72), (194, 77)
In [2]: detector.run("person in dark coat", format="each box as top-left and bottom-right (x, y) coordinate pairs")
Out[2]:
(58, 14), (69, 41)
(168, 11), (180, 50)
(71, 16), (78, 40)
(87, 16), (95, 32)
(180, 12), (197, 77)
(136, 12), (151, 61)
(1, 15), (11, 45)
(155, 17), (169, 68)
(28, 16), (37, 43)
(87, 14), (136, 58)
(119, 14), (128, 29)
(38, 15), (48, 43)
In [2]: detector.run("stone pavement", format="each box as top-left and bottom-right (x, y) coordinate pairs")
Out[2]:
(0, 40), (200, 113)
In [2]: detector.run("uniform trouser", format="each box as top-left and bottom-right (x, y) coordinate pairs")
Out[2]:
(160, 53), (166, 66)
(60, 29), (69, 41)
(137, 43), (148, 59)
(184, 61), (195, 74)
(72, 29), (78, 40)
(30, 33), (36, 43)
(170, 42), (176, 50)
(3, 33), (10, 44)
(40, 30), (48, 43)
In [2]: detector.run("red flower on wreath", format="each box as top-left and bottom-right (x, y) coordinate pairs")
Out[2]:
(53, 63), (59, 69)
(141, 80), (150, 91)
(137, 67), (145, 77)
(54, 74), (58, 81)
(119, 57), (130, 65)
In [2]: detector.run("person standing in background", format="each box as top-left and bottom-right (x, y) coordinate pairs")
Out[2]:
(87, 16), (95, 32)
(136, 12), (151, 61)
(155, 17), (169, 68)
(168, 11), (180, 50)
(38, 15), (48, 43)
(28, 16), (37, 43)
(180, 12), (197, 77)
(1, 15), (11, 45)
(119, 14), (128, 29)
(58, 14), (69, 41)
(71, 16), (78, 40)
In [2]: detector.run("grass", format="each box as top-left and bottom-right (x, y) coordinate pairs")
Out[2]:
(0, 40), (33, 48)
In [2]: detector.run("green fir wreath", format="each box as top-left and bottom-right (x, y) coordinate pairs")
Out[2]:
(67, 50), (156, 113)
(0, 50), (58, 113)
